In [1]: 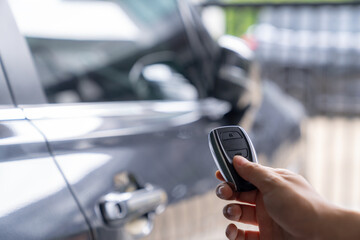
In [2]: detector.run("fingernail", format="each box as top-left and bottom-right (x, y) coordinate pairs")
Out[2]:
(226, 224), (237, 239)
(225, 224), (233, 238)
(224, 205), (242, 221)
(216, 185), (225, 198)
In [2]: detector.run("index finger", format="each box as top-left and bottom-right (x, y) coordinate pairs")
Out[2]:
(215, 170), (225, 181)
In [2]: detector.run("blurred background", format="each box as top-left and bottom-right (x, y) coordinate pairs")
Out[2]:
(7, 0), (360, 239)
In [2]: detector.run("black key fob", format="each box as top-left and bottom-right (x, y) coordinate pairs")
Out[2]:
(208, 126), (258, 192)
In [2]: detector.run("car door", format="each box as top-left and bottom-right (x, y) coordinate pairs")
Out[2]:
(20, 100), (229, 239)
(0, 3), (92, 239)
(7, 0), (231, 239)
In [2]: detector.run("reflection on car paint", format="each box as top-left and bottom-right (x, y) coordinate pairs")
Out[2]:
(0, 109), (25, 121)
(55, 153), (111, 183)
(0, 120), (91, 239)
(0, 157), (64, 217)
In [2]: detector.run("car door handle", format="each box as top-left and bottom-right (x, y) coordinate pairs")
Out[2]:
(99, 184), (167, 227)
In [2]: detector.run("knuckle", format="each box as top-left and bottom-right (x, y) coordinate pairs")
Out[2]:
(263, 173), (284, 187)
(275, 168), (293, 175)
(247, 162), (261, 174)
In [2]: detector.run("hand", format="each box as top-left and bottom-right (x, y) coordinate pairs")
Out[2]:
(215, 156), (359, 240)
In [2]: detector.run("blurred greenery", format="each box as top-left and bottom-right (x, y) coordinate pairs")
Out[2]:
(222, 0), (355, 3)
(222, 0), (358, 36)
(225, 7), (258, 37)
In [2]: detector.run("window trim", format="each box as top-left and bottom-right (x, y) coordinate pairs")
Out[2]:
(0, 0), (47, 105)
(0, 57), (14, 106)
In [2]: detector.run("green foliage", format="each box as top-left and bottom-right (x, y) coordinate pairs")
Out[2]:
(223, 0), (357, 36)
(225, 7), (258, 36)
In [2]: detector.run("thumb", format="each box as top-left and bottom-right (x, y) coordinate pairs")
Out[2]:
(233, 156), (276, 193)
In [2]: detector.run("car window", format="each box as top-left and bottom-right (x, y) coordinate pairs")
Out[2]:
(0, 58), (13, 106)
(9, 0), (199, 103)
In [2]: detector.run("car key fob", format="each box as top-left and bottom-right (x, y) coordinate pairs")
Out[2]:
(208, 126), (258, 192)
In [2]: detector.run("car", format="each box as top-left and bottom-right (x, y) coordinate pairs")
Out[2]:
(0, 0), (303, 239)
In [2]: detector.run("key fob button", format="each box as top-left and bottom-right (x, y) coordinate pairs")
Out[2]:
(221, 131), (242, 141)
(227, 149), (249, 163)
(235, 149), (249, 158)
(222, 139), (247, 151)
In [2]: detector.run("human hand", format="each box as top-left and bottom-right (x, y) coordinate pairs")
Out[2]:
(215, 156), (340, 240)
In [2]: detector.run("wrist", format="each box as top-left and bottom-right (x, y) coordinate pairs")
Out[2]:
(318, 203), (360, 240)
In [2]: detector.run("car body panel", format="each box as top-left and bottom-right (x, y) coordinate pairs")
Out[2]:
(22, 99), (230, 238)
(0, 118), (92, 240)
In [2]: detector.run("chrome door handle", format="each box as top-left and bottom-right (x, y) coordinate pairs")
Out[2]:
(99, 184), (167, 227)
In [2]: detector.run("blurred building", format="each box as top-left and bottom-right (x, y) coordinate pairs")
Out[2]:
(250, 5), (360, 115)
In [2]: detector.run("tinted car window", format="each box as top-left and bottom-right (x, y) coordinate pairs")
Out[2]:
(9, 0), (199, 103)
(0, 58), (13, 106)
